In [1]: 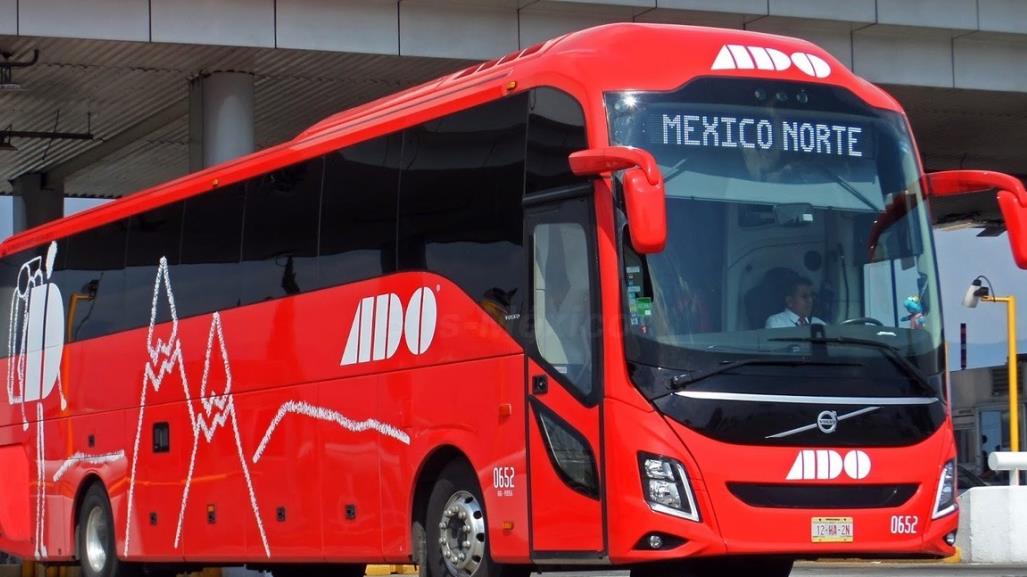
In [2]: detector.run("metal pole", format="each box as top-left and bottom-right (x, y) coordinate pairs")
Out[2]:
(1008, 295), (1019, 486)
(984, 295), (1020, 485)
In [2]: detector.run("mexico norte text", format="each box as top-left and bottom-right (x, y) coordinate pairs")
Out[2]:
(658, 113), (865, 158)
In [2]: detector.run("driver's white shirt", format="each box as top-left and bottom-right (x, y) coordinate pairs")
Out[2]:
(765, 308), (825, 328)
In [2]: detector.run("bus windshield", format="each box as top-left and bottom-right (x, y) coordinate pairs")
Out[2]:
(607, 78), (943, 392)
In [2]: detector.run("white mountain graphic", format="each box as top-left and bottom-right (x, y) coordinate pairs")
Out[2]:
(123, 257), (411, 561)
(125, 258), (269, 558)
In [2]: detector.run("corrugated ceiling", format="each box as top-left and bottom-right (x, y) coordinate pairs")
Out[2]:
(0, 35), (470, 198)
(1, 36), (1026, 201)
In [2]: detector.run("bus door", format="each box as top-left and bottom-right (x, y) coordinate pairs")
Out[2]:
(523, 189), (605, 558)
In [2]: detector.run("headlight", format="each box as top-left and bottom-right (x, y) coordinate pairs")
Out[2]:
(932, 460), (957, 519)
(639, 453), (700, 522)
(647, 479), (682, 508)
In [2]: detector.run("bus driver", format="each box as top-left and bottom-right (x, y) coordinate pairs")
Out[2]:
(765, 276), (825, 328)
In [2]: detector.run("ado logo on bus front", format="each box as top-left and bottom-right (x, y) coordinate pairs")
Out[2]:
(786, 449), (871, 481)
(711, 44), (831, 79)
(341, 287), (437, 366)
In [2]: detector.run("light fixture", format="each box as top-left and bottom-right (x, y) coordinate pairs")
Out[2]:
(0, 127), (16, 152)
(962, 276), (990, 308)
(963, 274), (1021, 464)
(0, 49), (38, 92)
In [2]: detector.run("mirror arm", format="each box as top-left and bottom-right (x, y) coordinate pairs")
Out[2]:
(927, 170), (1027, 202)
(569, 147), (663, 186)
(927, 169), (1027, 270)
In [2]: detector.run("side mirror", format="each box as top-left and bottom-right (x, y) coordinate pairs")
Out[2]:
(926, 170), (1027, 269)
(568, 146), (666, 253)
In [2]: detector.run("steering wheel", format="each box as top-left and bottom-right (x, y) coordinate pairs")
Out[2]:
(840, 317), (884, 326)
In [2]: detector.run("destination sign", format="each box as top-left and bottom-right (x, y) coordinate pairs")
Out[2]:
(648, 111), (874, 159)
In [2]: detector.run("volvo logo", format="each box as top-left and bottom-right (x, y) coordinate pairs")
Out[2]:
(766, 406), (881, 439)
(816, 411), (838, 434)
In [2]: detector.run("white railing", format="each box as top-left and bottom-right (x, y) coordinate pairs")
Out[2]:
(988, 451), (1027, 486)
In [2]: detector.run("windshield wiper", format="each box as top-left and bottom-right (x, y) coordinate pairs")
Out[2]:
(669, 357), (862, 390)
(661, 157), (689, 185)
(810, 163), (880, 212)
(768, 336), (937, 398)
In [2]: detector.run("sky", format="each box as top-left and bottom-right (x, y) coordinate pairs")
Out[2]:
(0, 196), (1023, 372)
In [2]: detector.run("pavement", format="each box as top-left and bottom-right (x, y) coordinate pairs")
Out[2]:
(791, 563), (1027, 576)
(6, 562), (1027, 577)
(531, 566), (1027, 577)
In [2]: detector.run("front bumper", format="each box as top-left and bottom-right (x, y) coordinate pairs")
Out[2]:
(604, 398), (958, 563)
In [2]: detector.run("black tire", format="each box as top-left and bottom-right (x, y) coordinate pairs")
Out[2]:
(421, 461), (530, 577)
(77, 483), (136, 577)
(269, 564), (366, 577)
(633, 557), (793, 577)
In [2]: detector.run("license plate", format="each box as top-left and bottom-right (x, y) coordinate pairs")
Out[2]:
(811, 517), (853, 543)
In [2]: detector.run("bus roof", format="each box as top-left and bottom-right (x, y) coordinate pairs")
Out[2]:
(0, 23), (902, 258)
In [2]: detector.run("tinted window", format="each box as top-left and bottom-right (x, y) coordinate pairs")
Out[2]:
(398, 95), (528, 331)
(175, 185), (244, 318)
(241, 159), (323, 304)
(125, 203), (183, 327)
(318, 134), (401, 289)
(57, 222), (128, 341)
(0, 254), (17, 358)
(526, 88), (588, 193)
(0, 245), (49, 358)
(533, 221), (593, 393)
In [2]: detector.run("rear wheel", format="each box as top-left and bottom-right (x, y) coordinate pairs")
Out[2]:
(77, 483), (136, 577)
(421, 461), (530, 577)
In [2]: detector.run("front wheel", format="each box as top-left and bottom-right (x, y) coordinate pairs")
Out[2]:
(77, 483), (136, 577)
(421, 461), (530, 577)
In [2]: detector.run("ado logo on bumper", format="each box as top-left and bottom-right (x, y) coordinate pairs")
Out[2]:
(786, 449), (871, 480)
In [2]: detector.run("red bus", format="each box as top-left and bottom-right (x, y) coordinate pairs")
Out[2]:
(2, 23), (1026, 577)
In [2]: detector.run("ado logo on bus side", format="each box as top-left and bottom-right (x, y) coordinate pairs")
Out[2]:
(341, 287), (437, 366)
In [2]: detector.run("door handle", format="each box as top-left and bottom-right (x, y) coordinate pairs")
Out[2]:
(532, 375), (548, 395)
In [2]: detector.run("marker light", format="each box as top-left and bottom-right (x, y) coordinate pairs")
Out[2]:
(639, 453), (700, 522)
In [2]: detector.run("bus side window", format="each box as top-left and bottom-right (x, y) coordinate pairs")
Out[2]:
(0, 246), (47, 356)
(398, 94), (529, 332)
(241, 158), (322, 304)
(533, 222), (592, 392)
(526, 87), (587, 194)
(0, 256), (14, 357)
(175, 185), (244, 319)
(59, 222), (128, 342)
(125, 203), (183, 327)
(318, 134), (401, 288)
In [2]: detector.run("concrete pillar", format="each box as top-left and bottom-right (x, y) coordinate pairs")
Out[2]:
(11, 173), (63, 234)
(189, 72), (255, 172)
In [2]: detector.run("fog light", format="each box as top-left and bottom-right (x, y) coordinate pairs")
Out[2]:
(648, 534), (663, 550)
(945, 531), (957, 546)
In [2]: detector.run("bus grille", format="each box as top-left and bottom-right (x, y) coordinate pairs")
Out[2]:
(727, 483), (919, 509)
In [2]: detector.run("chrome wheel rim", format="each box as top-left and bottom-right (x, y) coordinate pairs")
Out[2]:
(437, 490), (486, 577)
(85, 506), (108, 574)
